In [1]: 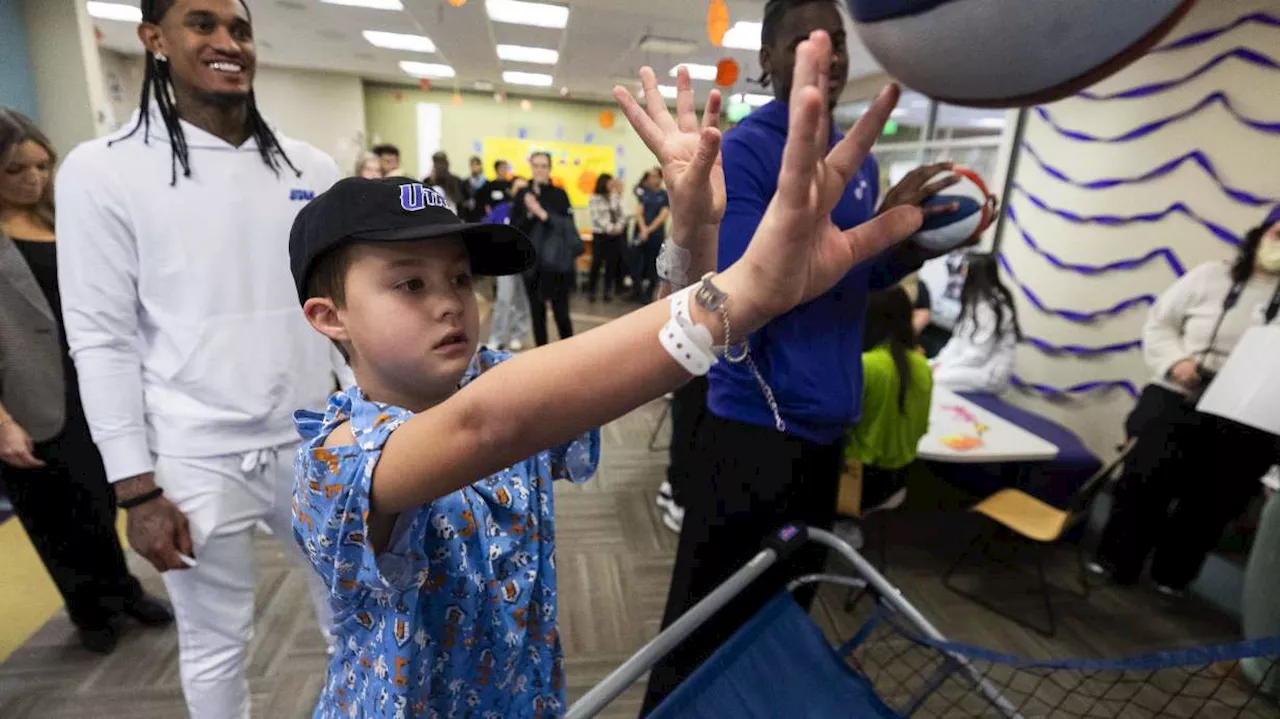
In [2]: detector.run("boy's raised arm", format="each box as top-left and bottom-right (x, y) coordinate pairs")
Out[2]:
(368, 32), (924, 515)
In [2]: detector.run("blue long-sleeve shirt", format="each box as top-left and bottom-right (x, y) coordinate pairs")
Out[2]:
(708, 100), (918, 444)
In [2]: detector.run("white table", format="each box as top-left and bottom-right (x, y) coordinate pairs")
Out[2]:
(917, 388), (1060, 463)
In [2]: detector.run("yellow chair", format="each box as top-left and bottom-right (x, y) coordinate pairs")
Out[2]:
(943, 440), (1135, 636)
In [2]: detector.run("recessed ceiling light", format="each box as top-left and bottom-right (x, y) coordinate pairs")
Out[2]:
(363, 30), (436, 53)
(320, 0), (404, 9)
(400, 61), (455, 78)
(722, 21), (761, 50)
(485, 0), (568, 29)
(669, 64), (717, 82)
(474, 81), (495, 91)
(503, 70), (554, 87)
(496, 44), (559, 65)
(891, 109), (908, 117)
(86, 1), (142, 21)
(639, 36), (698, 55)
(730, 93), (771, 107)
(970, 117), (1006, 128)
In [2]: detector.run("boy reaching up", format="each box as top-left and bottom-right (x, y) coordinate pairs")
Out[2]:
(289, 32), (921, 718)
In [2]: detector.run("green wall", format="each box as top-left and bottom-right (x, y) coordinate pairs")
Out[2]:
(364, 83), (660, 226)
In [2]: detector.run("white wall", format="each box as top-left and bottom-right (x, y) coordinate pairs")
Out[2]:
(1000, 0), (1280, 455)
(98, 51), (367, 173)
(23, 0), (111, 154)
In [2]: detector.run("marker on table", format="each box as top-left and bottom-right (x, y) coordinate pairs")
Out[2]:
(178, 553), (199, 568)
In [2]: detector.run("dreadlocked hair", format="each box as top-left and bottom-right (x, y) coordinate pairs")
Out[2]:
(108, 0), (300, 186)
(753, 0), (840, 87)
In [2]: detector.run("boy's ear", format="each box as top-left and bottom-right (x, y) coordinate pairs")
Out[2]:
(303, 297), (351, 345)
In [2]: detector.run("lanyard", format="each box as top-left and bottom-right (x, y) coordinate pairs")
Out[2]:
(1201, 278), (1280, 366)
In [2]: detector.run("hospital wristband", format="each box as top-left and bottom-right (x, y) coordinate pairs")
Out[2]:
(659, 286), (718, 376)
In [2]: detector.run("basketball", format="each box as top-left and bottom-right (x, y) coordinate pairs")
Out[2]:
(909, 166), (995, 252)
(846, 0), (1197, 108)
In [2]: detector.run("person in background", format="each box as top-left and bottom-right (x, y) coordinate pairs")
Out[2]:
(476, 159), (514, 218)
(460, 155), (487, 221)
(484, 182), (531, 353)
(54, 1), (351, 714)
(631, 167), (670, 303)
(640, 0), (966, 710)
(843, 286), (933, 512)
(512, 151), (575, 345)
(586, 173), (626, 302)
(372, 143), (404, 177)
(1092, 207), (1280, 596)
(353, 151), (382, 179)
(0, 108), (172, 655)
(426, 150), (467, 214)
(912, 278), (932, 338)
(931, 252), (1020, 393)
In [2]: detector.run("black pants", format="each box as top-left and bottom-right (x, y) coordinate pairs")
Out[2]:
(631, 235), (663, 302)
(666, 376), (709, 509)
(1096, 384), (1278, 589)
(1, 400), (143, 629)
(587, 233), (624, 299)
(641, 413), (844, 715)
(523, 270), (574, 346)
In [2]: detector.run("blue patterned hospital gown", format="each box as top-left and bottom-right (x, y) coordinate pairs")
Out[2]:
(292, 348), (600, 718)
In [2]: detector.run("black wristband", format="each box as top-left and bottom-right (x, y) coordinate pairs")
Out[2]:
(119, 486), (164, 510)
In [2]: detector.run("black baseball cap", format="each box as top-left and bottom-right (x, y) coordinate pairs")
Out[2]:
(290, 176), (535, 302)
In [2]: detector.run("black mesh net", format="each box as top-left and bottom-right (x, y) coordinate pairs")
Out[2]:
(845, 607), (1280, 719)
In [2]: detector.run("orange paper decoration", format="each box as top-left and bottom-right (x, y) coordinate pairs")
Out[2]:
(451, 92), (463, 105)
(707, 0), (730, 47)
(447, 0), (467, 6)
(715, 58), (739, 87)
(418, 78), (432, 91)
(598, 110), (615, 129)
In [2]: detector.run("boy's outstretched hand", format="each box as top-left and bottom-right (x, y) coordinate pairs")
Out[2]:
(728, 31), (924, 324)
(613, 65), (724, 257)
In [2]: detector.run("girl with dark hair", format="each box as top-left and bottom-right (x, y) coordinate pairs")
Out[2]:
(1092, 207), (1280, 596)
(55, 0), (350, 714)
(932, 252), (1021, 393)
(843, 286), (933, 511)
(630, 166), (670, 302)
(587, 172), (626, 301)
(1, 108), (172, 655)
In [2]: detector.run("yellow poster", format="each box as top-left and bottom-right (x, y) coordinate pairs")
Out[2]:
(482, 138), (617, 208)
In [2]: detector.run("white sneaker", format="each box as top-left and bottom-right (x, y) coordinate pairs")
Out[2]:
(661, 503), (684, 534)
(656, 481), (675, 511)
(508, 339), (524, 352)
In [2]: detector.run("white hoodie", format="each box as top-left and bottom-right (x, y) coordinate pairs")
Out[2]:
(55, 109), (349, 482)
(932, 299), (1018, 394)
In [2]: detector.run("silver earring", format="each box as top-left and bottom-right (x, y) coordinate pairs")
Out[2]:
(155, 52), (168, 63)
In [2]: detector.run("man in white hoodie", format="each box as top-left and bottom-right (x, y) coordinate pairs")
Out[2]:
(54, 1), (349, 716)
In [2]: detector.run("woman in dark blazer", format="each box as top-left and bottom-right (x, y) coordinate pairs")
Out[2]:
(0, 108), (171, 654)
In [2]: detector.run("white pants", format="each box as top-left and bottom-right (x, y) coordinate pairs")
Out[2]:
(487, 273), (531, 348)
(155, 443), (332, 719)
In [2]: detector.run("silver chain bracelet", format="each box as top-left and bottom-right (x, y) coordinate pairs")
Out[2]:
(694, 273), (786, 433)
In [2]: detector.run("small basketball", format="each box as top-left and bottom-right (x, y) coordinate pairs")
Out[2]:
(909, 166), (995, 252)
(846, 0), (1196, 108)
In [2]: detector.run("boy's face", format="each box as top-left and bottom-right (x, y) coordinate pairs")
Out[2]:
(314, 237), (479, 409)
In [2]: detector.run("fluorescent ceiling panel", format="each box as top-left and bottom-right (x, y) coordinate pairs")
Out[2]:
(320, 0), (404, 9)
(497, 44), (559, 65)
(86, 1), (142, 21)
(400, 61), (455, 78)
(485, 0), (569, 29)
(364, 30), (436, 53)
(722, 21), (761, 50)
(503, 71), (554, 87)
(669, 64), (717, 82)
(639, 36), (698, 54)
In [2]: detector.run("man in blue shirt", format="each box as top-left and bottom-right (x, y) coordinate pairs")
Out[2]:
(642, 0), (968, 711)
